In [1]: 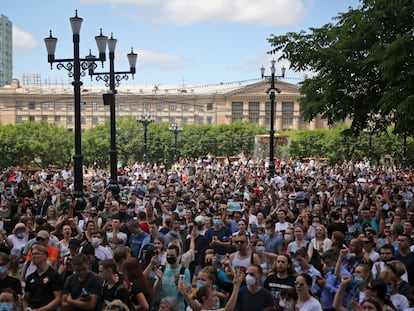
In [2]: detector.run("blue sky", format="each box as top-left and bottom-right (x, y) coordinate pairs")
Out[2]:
(3, 0), (360, 87)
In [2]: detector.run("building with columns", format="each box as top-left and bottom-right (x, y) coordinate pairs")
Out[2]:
(0, 78), (327, 130)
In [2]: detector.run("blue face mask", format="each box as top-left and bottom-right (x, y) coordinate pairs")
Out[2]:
(256, 246), (265, 253)
(353, 276), (364, 286)
(177, 205), (185, 212)
(213, 219), (222, 226)
(0, 265), (7, 276)
(16, 232), (26, 239)
(327, 266), (335, 273)
(0, 303), (13, 311)
(196, 280), (207, 288)
(386, 284), (394, 295)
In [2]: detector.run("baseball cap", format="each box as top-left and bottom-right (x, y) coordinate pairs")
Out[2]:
(36, 230), (50, 240)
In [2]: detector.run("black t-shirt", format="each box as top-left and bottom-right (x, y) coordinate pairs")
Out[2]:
(0, 275), (22, 295)
(235, 286), (274, 311)
(25, 266), (64, 310)
(63, 271), (103, 311)
(102, 281), (131, 307)
(263, 273), (295, 306)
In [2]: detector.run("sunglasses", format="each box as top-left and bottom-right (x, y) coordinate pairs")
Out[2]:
(247, 272), (256, 277)
(234, 240), (246, 244)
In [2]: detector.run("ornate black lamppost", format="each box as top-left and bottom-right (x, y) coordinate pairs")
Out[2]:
(87, 32), (137, 194)
(136, 114), (155, 163)
(169, 123), (183, 163)
(260, 60), (286, 178)
(44, 10), (107, 203)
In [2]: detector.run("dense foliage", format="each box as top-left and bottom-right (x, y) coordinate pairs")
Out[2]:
(0, 120), (412, 169)
(267, 0), (414, 137)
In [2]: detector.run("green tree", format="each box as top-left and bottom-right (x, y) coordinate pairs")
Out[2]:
(0, 122), (72, 168)
(267, 0), (414, 136)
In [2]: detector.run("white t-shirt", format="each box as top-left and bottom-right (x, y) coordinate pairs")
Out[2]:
(106, 231), (127, 249)
(296, 296), (322, 311)
(7, 234), (27, 257)
(275, 221), (291, 233)
(94, 245), (113, 260)
(391, 293), (409, 311)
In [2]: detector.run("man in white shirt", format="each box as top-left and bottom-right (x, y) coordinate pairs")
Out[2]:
(106, 217), (127, 250)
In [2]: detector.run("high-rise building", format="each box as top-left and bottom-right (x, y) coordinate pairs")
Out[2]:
(0, 14), (12, 87)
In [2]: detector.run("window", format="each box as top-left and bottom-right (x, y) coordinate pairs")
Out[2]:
(81, 116), (86, 124)
(92, 103), (99, 110)
(182, 117), (188, 124)
(207, 103), (213, 111)
(67, 103), (73, 110)
(54, 103), (62, 110)
(67, 116), (73, 124)
(118, 103), (125, 111)
(28, 102), (36, 109)
(131, 103), (138, 111)
(104, 105), (110, 111)
(80, 103), (85, 110)
(42, 103), (49, 110)
(157, 103), (164, 111)
(169, 117), (176, 123)
(182, 104), (189, 112)
(231, 102), (243, 122)
(282, 102), (293, 125)
(68, 128), (73, 132)
(42, 115), (48, 121)
(144, 103), (150, 111)
(92, 116), (99, 124)
(55, 116), (61, 123)
(197, 104), (204, 112)
(16, 116), (22, 123)
(105, 116), (110, 121)
(248, 102), (260, 124)
(29, 116), (35, 121)
(156, 116), (163, 123)
(197, 116), (203, 124)
(170, 103), (176, 111)
(207, 116), (213, 124)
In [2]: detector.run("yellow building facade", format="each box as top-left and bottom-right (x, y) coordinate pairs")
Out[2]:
(0, 78), (327, 131)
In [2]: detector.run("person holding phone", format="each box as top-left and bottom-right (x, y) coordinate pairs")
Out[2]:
(62, 253), (102, 311)
(154, 244), (191, 311)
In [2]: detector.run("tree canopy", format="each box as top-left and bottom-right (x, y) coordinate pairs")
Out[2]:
(267, 0), (414, 136)
(0, 120), (412, 168)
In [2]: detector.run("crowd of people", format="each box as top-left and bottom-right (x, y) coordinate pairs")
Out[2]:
(0, 157), (414, 311)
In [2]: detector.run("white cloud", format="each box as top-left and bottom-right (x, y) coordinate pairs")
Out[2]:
(161, 0), (305, 26)
(138, 50), (185, 71)
(13, 27), (37, 51)
(80, 0), (305, 26)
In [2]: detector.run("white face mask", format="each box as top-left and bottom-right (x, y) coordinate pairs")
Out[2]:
(284, 234), (293, 242)
(245, 274), (256, 286)
(91, 237), (102, 248)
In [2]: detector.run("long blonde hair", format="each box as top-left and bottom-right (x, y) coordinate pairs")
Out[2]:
(104, 299), (130, 311)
